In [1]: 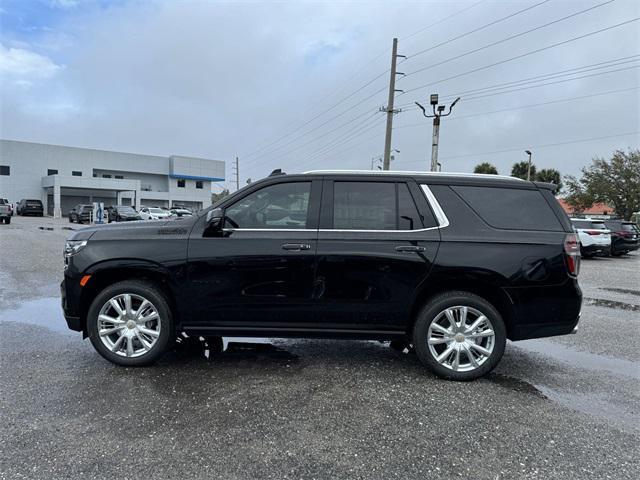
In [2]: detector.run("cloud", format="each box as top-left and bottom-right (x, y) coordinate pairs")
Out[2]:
(0, 43), (62, 79)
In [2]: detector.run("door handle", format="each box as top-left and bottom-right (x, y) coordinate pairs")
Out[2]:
(282, 243), (311, 251)
(395, 245), (426, 253)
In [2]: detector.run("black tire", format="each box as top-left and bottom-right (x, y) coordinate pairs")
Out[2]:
(68, 216), (73, 223)
(77, 218), (82, 224)
(87, 280), (174, 366)
(413, 291), (506, 381)
(5, 217), (10, 225)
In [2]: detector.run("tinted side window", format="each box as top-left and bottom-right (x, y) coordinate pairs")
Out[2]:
(398, 183), (424, 230)
(226, 182), (311, 229)
(333, 182), (395, 230)
(452, 186), (562, 231)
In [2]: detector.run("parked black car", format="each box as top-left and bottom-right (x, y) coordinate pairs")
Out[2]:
(107, 205), (141, 223)
(604, 220), (640, 256)
(61, 171), (581, 380)
(17, 199), (44, 216)
(68, 204), (93, 224)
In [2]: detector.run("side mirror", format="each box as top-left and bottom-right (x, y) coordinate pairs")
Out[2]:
(206, 207), (224, 229)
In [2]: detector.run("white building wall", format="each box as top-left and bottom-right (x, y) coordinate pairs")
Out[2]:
(0, 139), (225, 213)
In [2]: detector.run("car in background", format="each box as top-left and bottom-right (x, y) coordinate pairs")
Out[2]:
(1, 198), (13, 216)
(570, 218), (611, 258)
(107, 205), (141, 223)
(604, 220), (640, 256)
(17, 199), (44, 216)
(0, 198), (11, 224)
(170, 208), (193, 218)
(69, 204), (94, 224)
(139, 206), (172, 220)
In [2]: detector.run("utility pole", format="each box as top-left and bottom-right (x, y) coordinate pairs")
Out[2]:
(415, 94), (461, 172)
(525, 150), (533, 180)
(382, 38), (405, 170)
(233, 156), (240, 191)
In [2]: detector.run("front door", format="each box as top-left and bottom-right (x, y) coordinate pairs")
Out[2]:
(185, 179), (321, 335)
(314, 178), (440, 334)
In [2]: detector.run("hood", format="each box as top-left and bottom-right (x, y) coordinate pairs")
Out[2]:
(68, 216), (194, 241)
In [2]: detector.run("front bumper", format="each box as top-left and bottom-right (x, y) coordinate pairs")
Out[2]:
(60, 278), (83, 332)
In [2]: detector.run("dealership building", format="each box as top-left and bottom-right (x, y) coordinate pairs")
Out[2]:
(0, 139), (225, 217)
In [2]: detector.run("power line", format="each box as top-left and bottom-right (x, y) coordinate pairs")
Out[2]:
(240, 0), (489, 164)
(398, 63), (640, 113)
(397, 131), (640, 164)
(296, 113), (385, 166)
(393, 86), (640, 130)
(401, 0), (487, 42)
(405, 0), (551, 60)
(399, 54), (640, 108)
(400, 17), (640, 96)
(402, 0), (615, 79)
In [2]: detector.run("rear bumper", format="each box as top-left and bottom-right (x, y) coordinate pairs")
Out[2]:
(581, 243), (610, 257)
(505, 278), (582, 341)
(611, 239), (639, 254)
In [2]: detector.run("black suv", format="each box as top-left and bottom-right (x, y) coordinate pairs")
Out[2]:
(61, 171), (581, 380)
(17, 198), (44, 216)
(604, 220), (639, 256)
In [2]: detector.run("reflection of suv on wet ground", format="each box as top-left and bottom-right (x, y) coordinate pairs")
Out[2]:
(61, 170), (582, 381)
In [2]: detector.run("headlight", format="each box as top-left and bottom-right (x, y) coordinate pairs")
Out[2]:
(64, 240), (87, 257)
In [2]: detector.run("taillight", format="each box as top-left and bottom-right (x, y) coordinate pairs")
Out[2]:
(564, 233), (580, 277)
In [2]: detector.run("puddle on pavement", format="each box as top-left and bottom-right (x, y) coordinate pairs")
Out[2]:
(485, 373), (547, 398)
(515, 338), (640, 381)
(0, 297), (71, 335)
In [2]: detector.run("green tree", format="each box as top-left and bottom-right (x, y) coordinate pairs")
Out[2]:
(211, 188), (230, 205)
(564, 149), (640, 220)
(511, 161), (536, 180)
(536, 168), (563, 192)
(473, 162), (498, 174)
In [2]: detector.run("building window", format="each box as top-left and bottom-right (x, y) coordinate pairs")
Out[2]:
(115, 175), (124, 179)
(93, 173), (97, 177)
(102, 174), (112, 178)
(72, 171), (82, 177)
(47, 169), (58, 176)
(177, 179), (185, 188)
(0, 165), (9, 176)
(196, 180), (203, 189)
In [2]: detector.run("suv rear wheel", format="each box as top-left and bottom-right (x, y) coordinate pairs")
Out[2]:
(87, 280), (173, 366)
(413, 291), (506, 381)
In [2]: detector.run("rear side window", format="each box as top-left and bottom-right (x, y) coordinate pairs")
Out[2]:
(334, 182), (395, 230)
(452, 186), (562, 231)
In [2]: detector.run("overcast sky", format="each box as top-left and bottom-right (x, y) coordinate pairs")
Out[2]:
(1, 0), (638, 191)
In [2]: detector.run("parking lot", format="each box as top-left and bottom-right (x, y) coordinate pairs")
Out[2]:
(1, 216), (639, 479)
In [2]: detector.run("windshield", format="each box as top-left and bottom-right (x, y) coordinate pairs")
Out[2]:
(571, 220), (606, 230)
(119, 207), (136, 213)
(149, 208), (164, 214)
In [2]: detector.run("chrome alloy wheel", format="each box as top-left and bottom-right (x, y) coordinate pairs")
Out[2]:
(427, 306), (495, 372)
(97, 293), (161, 358)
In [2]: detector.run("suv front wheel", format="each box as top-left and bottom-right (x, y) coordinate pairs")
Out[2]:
(413, 291), (506, 381)
(87, 280), (173, 366)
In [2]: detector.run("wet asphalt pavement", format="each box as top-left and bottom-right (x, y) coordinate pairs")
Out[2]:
(1, 217), (639, 479)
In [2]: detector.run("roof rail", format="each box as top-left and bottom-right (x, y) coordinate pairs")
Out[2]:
(303, 169), (524, 181)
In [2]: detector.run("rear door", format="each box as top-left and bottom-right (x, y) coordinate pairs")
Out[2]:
(313, 177), (440, 334)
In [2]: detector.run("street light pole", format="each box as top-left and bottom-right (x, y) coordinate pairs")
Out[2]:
(415, 94), (461, 172)
(525, 150), (532, 181)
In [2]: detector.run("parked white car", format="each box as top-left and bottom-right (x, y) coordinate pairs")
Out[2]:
(570, 218), (611, 257)
(139, 207), (172, 221)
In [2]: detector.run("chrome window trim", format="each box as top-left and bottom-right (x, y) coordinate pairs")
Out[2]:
(420, 184), (450, 229)
(220, 184), (450, 233)
(303, 169), (523, 181)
